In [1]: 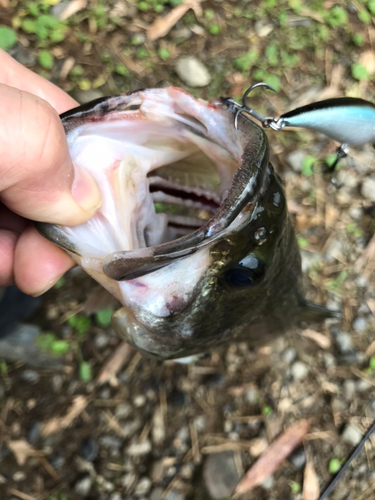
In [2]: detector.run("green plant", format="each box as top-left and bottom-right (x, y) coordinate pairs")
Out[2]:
(0, 26), (17, 50)
(235, 49), (258, 72)
(328, 458), (343, 474)
(352, 63), (370, 80)
(38, 49), (54, 68)
(79, 361), (92, 382)
(67, 315), (91, 336)
(35, 332), (70, 355)
(95, 308), (113, 327)
(301, 155), (315, 177)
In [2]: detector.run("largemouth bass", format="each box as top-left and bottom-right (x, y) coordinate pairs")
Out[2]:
(36, 87), (335, 359)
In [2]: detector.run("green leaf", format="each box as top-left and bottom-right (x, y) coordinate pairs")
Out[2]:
(0, 26), (17, 51)
(301, 155), (315, 176)
(298, 237), (308, 248)
(234, 49), (258, 72)
(35, 332), (57, 351)
(38, 50), (54, 69)
(325, 6), (348, 26)
(352, 62), (370, 81)
(369, 0), (375, 15)
(0, 361), (8, 377)
(95, 308), (113, 327)
(54, 277), (65, 289)
(369, 356), (375, 370)
(264, 74), (281, 92)
(352, 33), (365, 46)
(158, 47), (171, 60)
(290, 481), (301, 494)
(209, 24), (221, 35)
(21, 18), (37, 34)
(358, 10), (372, 24)
(50, 340), (70, 355)
(328, 458), (342, 474)
(67, 315), (91, 336)
(80, 361), (92, 382)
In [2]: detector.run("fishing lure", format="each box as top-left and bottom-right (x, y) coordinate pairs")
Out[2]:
(235, 84), (375, 170)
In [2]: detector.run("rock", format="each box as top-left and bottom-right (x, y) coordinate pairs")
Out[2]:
(331, 329), (355, 355)
(127, 440), (152, 456)
(95, 333), (109, 349)
(109, 493), (122, 500)
(342, 425), (362, 446)
(150, 487), (164, 500)
(175, 57), (211, 87)
(75, 475), (93, 497)
(286, 151), (306, 173)
(52, 375), (63, 392)
(51, 0), (70, 18)
(21, 370), (41, 384)
(72, 89), (104, 105)
(254, 19), (274, 37)
(245, 388), (258, 404)
(343, 380), (356, 401)
(133, 394), (146, 407)
(203, 451), (241, 499)
(165, 491), (186, 500)
(81, 436), (99, 462)
(291, 361), (308, 381)
(356, 379), (372, 392)
(134, 477), (152, 496)
(100, 435), (122, 458)
(361, 177), (375, 202)
(0, 324), (63, 369)
(352, 316), (367, 334)
(336, 170), (358, 189)
(9, 45), (36, 66)
(114, 403), (132, 420)
(13, 471), (26, 482)
(289, 447), (306, 470)
(282, 347), (297, 364)
(261, 475), (274, 490)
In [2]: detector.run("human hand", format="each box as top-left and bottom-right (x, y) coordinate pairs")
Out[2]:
(0, 49), (102, 295)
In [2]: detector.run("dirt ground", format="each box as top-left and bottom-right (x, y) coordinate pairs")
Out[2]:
(1, 1), (375, 499)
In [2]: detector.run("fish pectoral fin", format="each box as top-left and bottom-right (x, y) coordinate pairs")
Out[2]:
(299, 300), (342, 323)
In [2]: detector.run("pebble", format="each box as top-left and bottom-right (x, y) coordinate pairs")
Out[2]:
(150, 487), (164, 500)
(52, 375), (63, 392)
(261, 475), (274, 490)
(95, 333), (109, 349)
(109, 493), (122, 500)
(135, 477), (152, 496)
(254, 19), (274, 37)
(336, 169), (358, 189)
(100, 435), (122, 458)
(291, 361), (308, 381)
(289, 447), (306, 470)
(282, 347), (297, 364)
(73, 89), (104, 105)
(133, 394), (146, 407)
(361, 177), (375, 202)
(81, 436), (99, 462)
(352, 316), (367, 334)
(286, 150), (306, 173)
(75, 475), (93, 497)
(342, 424), (363, 446)
(21, 370), (41, 384)
(245, 388), (258, 405)
(165, 491), (186, 500)
(12, 471), (26, 482)
(127, 440), (152, 456)
(115, 403), (132, 420)
(175, 57), (211, 87)
(203, 451), (241, 499)
(331, 328), (355, 355)
(343, 380), (356, 401)
(9, 45), (37, 66)
(356, 379), (372, 392)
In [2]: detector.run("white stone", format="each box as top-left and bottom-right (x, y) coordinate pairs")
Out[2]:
(175, 57), (211, 87)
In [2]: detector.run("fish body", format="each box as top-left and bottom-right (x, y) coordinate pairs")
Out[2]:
(36, 88), (335, 360)
(275, 97), (375, 146)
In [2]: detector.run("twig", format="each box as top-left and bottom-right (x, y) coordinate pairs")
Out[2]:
(318, 419), (375, 500)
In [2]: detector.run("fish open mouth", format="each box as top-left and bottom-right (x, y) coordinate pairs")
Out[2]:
(46, 88), (268, 282)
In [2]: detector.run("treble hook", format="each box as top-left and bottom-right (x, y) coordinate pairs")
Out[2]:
(234, 82), (278, 129)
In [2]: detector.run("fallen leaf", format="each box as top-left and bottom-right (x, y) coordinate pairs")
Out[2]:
(303, 459), (320, 500)
(8, 440), (40, 466)
(59, 57), (75, 80)
(147, 0), (202, 41)
(41, 395), (88, 436)
(59, 0), (87, 21)
(97, 341), (133, 386)
(301, 329), (331, 349)
(234, 420), (310, 496)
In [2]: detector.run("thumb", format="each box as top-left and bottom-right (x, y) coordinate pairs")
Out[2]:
(0, 84), (101, 225)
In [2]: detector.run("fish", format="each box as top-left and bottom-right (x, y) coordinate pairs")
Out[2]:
(35, 87), (337, 360)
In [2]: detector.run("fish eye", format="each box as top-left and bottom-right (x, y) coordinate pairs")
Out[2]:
(223, 254), (265, 288)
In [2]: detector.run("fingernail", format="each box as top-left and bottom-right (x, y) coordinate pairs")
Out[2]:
(71, 164), (102, 215)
